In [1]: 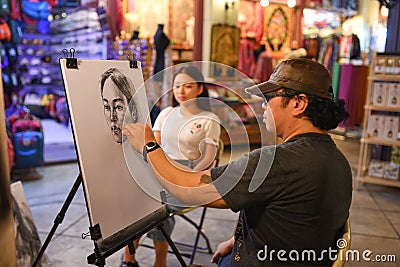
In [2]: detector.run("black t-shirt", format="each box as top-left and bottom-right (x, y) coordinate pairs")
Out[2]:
(211, 133), (352, 266)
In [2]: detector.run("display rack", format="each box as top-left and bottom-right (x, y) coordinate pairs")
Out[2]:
(208, 81), (268, 146)
(356, 52), (400, 189)
(108, 39), (152, 81)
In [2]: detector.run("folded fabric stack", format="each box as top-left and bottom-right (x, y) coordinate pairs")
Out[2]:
(50, 8), (101, 34)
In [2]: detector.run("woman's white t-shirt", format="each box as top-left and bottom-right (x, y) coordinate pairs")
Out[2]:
(153, 106), (221, 161)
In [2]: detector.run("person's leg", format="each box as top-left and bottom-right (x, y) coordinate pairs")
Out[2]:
(121, 238), (140, 266)
(153, 240), (169, 267)
(146, 217), (175, 267)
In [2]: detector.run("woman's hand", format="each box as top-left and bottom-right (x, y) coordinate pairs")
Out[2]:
(123, 123), (156, 154)
(211, 236), (234, 264)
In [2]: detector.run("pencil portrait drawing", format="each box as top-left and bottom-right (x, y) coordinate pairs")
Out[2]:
(100, 68), (138, 143)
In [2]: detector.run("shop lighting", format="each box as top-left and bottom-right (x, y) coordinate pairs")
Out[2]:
(287, 0), (296, 8)
(259, 0), (296, 8)
(260, 0), (270, 7)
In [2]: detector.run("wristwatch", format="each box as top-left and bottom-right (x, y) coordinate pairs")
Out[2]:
(143, 141), (161, 163)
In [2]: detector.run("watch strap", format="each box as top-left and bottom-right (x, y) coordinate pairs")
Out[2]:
(143, 141), (160, 163)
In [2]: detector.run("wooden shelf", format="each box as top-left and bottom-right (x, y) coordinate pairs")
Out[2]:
(356, 53), (400, 189)
(368, 75), (400, 82)
(209, 82), (266, 146)
(360, 138), (400, 146)
(356, 176), (400, 188)
(364, 105), (400, 112)
(220, 124), (265, 146)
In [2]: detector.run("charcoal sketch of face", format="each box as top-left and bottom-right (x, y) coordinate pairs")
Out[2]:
(100, 68), (138, 143)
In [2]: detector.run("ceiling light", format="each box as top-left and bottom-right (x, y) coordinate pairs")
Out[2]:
(260, 0), (269, 7)
(287, 0), (296, 8)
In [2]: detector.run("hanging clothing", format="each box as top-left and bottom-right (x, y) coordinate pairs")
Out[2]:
(253, 52), (273, 83)
(153, 24), (170, 82)
(238, 39), (256, 78)
(350, 34), (361, 59)
(303, 37), (319, 60)
(106, 0), (123, 40)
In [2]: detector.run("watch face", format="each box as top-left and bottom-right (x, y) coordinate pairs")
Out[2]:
(146, 141), (157, 149)
(146, 141), (160, 152)
(143, 141), (160, 163)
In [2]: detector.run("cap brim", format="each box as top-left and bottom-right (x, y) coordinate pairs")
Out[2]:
(245, 81), (281, 96)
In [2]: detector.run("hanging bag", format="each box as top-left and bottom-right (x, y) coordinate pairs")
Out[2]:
(10, 0), (22, 20)
(0, 0), (10, 16)
(22, 0), (51, 20)
(0, 18), (11, 42)
(13, 130), (44, 168)
(9, 19), (23, 44)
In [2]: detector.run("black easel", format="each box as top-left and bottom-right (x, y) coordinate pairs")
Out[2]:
(32, 173), (83, 267)
(32, 172), (187, 267)
(32, 53), (187, 266)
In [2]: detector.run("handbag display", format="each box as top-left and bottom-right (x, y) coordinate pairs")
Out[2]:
(22, 0), (51, 20)
(9, 19), (22, 44)
(0, 0), (10, 16)
(0, 18), (11, 42)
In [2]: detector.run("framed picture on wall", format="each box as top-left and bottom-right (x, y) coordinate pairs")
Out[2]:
(209, 24), (240, 80)
(263, 4), (293, 57)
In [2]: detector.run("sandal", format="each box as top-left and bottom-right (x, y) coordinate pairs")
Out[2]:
(119, 261), (140, 267)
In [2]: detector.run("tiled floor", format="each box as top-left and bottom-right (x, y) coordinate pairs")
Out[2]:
(16, 136), (400, 267)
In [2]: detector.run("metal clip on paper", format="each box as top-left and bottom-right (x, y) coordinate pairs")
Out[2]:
(62, 48), (78, 69)
(123, 52), (138, 69)
(89, 223), (102, 241)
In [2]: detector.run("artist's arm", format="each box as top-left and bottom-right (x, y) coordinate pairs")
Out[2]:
(123, 122), (228, 208)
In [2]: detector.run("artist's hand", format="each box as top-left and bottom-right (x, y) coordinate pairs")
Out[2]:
(211, 237), (234, 264)
(123, 123), (156, 154)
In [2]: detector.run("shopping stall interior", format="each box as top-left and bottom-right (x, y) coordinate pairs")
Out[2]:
(1, 0), (400, 266)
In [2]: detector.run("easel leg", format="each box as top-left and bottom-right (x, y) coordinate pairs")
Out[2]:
(87, 243), (107, 267)
(157, 223), (187, 267)
(189, 207), (210, 264)
(128, 242), (136, 255)
(32, 173), (82, 267)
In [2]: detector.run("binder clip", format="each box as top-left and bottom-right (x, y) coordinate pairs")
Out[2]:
(130, 60), (138, 69)
(62, 48), (78, 69)
(124, 52), (138, 69)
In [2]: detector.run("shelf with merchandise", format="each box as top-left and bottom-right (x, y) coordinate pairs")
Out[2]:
(17, 33), (65, 112)
(208, 82), (267, 146)
(356, 52), (400, 189)
(108, 38), (152, 81)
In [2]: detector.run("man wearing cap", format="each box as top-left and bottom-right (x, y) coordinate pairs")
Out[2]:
(123, 58), (352, 266)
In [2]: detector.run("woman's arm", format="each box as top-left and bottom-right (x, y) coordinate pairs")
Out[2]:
(153, 130), (161, 144)
(192, 143), (217, 171)
(192, 116), (221, 171)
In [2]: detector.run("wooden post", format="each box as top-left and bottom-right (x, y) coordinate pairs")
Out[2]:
(0, 64), (17, 266)
(193, 0), (204, 61)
